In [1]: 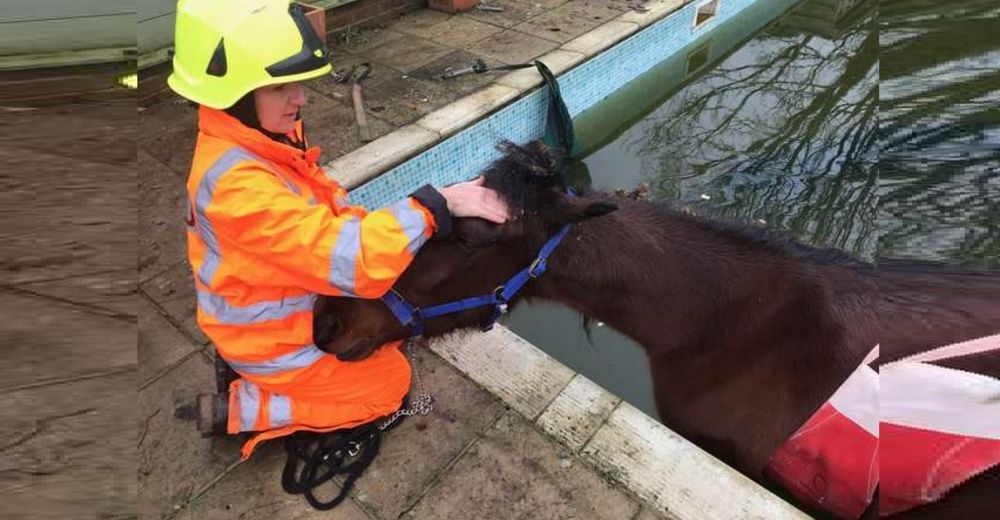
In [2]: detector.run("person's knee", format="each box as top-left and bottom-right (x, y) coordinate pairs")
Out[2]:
(384, 350), (412, 402)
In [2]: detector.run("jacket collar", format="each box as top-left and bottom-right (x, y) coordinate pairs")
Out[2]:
(198, 105), (322, 171)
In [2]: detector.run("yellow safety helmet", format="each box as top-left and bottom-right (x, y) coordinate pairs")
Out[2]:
(168, 0), (332, 109)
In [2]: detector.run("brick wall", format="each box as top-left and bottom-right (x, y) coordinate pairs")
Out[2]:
(327, 0), (426, 35)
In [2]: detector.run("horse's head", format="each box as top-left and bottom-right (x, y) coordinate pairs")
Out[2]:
(317, 140), (617, 360)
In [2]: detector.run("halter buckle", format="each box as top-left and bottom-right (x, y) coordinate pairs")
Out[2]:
(492, 286), (508, 311)
(528, 257), (546, 278)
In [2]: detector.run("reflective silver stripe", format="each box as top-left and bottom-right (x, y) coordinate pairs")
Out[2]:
(270, 394), (292, 428)
(389, 199), (430, 255)
(197, 290), (316, 325)
(226, 344), (325, 376)
(329, 218), (361, 296)
(194, 147), (259, 286)
(237, 380), (260, 432)
(277, 174), (301, 195)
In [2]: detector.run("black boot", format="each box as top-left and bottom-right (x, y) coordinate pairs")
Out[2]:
(197, 392), (229, 437)
(214, 354), (239, 394)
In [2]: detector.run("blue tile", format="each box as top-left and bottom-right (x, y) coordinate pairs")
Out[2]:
(350, 0), (764, 208)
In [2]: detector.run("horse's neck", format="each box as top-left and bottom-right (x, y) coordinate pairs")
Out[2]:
(534, 207), (872, 475)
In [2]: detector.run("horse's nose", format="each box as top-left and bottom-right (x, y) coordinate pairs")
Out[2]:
(313, 313), (341, 349)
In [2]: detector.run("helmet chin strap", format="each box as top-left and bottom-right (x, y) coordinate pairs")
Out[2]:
(225, 93), (306, 150)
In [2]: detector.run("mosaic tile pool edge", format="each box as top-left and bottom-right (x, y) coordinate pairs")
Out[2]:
(348, 0), (762, 209)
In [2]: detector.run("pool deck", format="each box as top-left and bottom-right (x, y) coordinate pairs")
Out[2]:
(3, 0), (803, 518)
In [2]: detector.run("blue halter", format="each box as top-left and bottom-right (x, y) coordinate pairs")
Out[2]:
(382, 60), (576, 338)
(381, 222), (573, 337)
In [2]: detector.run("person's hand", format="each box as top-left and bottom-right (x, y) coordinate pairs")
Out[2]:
(437, 177), (509, 224)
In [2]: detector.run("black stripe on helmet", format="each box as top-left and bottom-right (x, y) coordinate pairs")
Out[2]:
(265, 4), (330, 78)
(206, 39), (228, 77)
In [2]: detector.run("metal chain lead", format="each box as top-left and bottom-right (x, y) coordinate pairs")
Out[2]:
(378, 339), (434, 431)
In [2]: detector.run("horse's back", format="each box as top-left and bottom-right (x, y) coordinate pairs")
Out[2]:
(877, 259), (1000, 362)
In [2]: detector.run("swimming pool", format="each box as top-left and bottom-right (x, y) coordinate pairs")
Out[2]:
(348, 0), (854, 418)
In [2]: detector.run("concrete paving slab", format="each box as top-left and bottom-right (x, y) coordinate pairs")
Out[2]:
(178, 450), (373, 520)
(406, 411), (640, 520)
(638, 504), (681, 520)
(323, 124), (440, 189)
(562, 19), (640, 56)
(0, 293), (135, 392)
(415, 83), (521, 138)
(496, 48), (586, 91)
(619, 0), (687, 27)
(10, 269), (138, 317)
(311, 64), (458, 128)
(347, 345), (506, 518)
(520, 0), (572, 9)
(581, 403), (808, 520)
(139, 149), (189, 283)
(366, 35), (455, 73)
(140, 261), (212, 347)
(0, 370), (136, 519)
(331, 26), (409, 55)
(513, 0), (623, 43)
(429, 328), (575, 420)
(301, 83), (397, 162)
(464, 1), (550, 29)
(138, 353), (244, 519)
(139, 295), (201, 387)
(536, 374), (621, 452)
(0, 148), (135, 286)
(407, 49), (510, 96)
(405, 16), (506, 48)
(466, 29), (560, 65)
(388, 9), (454, 36)
(0, 100), (136, 167)
(138, 98), (199, 178)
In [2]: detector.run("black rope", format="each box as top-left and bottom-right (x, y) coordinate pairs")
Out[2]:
(280, 397), (410, 510)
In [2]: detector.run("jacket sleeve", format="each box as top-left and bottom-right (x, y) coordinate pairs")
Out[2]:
(206, 163), (437, 298)
(329, 182), (452, 237)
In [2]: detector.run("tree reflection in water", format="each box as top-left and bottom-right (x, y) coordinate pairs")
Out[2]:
(616, 0), (999, 266)
(624, 0), (879, 259)
(878, 0), (1000, 266)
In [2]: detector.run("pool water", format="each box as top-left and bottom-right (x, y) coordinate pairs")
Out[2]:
(507, 0), (1000, 419)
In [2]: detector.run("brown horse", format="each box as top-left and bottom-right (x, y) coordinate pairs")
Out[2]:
(314, 141), (1000, 518)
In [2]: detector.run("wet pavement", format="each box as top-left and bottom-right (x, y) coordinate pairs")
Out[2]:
(1, 2), (693, 519)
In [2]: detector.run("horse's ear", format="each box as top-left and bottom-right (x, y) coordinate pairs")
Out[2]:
(553, 195), (618, 224)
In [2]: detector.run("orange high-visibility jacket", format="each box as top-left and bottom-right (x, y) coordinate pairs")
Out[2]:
(185, 107), (441, 456)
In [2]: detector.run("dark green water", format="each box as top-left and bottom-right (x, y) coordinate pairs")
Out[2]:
(504, 0), (998, 419)
(879, 0), (1000, 266)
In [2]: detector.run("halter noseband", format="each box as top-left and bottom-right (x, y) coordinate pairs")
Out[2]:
(380, 222), (573, 337)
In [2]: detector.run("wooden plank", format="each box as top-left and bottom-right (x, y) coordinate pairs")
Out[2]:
(0, 65), (131, 103)
(0, 47), (132, 71)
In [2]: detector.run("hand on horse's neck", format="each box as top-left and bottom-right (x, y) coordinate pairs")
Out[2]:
(531, 206), (873, 475)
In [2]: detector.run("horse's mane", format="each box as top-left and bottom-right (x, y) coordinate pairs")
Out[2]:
(482, 140), (870, 270)
(482, 140), (566, 213)
(673, 210), (872, 268)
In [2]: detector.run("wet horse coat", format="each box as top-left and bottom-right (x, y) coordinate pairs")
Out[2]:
(314, 141), (1000, 518)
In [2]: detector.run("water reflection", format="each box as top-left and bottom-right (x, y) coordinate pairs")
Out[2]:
(878, 0), (1000, 266)
(509, 0), (1000, 419)
(582, 0), (879, 259)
